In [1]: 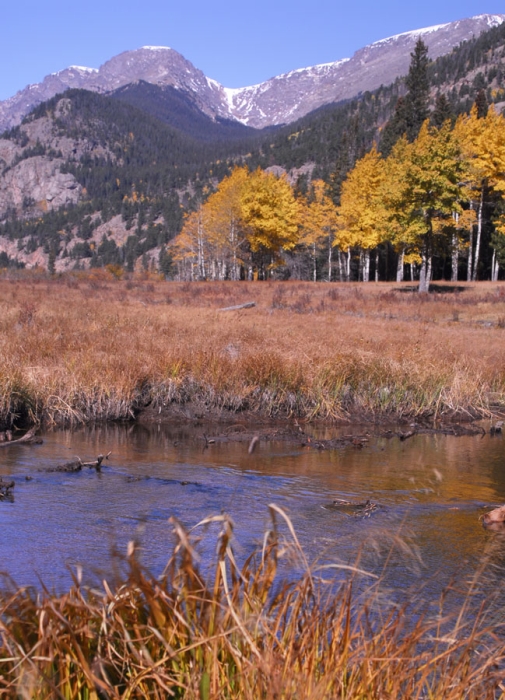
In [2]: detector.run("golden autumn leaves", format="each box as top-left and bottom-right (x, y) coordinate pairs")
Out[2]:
(171, 167), (339, 281)
(171, 167), (300, 280)
(171, 106), (505, 287)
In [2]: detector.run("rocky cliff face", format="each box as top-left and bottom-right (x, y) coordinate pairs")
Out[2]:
(0, 14), (503, 132)
(0, 103), (113, 220)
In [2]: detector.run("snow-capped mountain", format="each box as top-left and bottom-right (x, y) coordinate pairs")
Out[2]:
(0, 13), (503, 133)
(223, 14), (505, 127)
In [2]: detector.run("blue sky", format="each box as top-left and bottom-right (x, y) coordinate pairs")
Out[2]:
(1, 1), (503, 100)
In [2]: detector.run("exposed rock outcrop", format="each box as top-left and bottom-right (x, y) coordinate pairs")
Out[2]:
(0, 156), (81, 216)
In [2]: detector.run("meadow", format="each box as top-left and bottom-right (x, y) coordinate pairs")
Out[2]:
(0, 271), (504, 429)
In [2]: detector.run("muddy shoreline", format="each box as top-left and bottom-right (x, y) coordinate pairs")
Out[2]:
(4, 396), (502, 450)
(134, 400), (495, 449)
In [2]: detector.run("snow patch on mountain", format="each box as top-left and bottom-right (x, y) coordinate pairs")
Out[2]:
(68, 66), (99, 73)
(477, 14), (505, 27)
(372, 13), (505, 48)
(141, 46), (172, 51)
(281, 58), (351, 79)
(372, 22), (451, 47)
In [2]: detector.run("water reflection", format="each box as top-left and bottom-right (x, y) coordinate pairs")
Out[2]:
(0, 422), (504, 597)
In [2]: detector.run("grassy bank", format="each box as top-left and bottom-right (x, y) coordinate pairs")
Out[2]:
(0, 508), (503, 699)
(1, 272), (505, 427)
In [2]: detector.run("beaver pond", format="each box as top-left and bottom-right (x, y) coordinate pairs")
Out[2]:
(0, 421), (504, 600)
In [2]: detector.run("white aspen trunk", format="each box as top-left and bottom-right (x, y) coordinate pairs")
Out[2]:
(396, 248), (404, 283)
(472, 188), (484, 282)
(328, 234), (333, 282)
(232, 249), (237, 281)
(197, 219), (206, 280)
(375, 249), (379, 282)
(418, 248), (430, 293)
(410, 264), (415, 282)
(337, 248), (344, 281)
(467, 203), (474, 281)
(363, 249), (370, 283)
(346, 248), (351, 282)
(313, 242), (317, 282)
(359, 250), (364, 282)
(451, 230), (459, 282)
(492, 249), (499, 282)
(427, 255), (433, 283)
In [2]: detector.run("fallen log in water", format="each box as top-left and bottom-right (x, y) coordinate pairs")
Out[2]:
(0, 427), (42, 448)
(45, 452), (111, 473)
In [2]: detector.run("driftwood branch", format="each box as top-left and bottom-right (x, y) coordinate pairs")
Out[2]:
(0, 427), (42, 448)
(46, 451), (111, 473)
(218, 301), (256, 312)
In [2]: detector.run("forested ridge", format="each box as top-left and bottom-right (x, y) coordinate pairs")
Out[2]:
(0, 20), (504, 283)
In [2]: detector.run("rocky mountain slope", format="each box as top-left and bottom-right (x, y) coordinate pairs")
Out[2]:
(0, 14), (503, 132)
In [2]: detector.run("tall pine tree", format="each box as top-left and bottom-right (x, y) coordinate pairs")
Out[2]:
(381, 39), (430, 154)
(404, 39), (430, 141)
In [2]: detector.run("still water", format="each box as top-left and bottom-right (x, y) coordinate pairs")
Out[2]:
(0, 422), (504, 596)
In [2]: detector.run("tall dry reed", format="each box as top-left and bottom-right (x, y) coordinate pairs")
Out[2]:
(0, 506), (503, 699)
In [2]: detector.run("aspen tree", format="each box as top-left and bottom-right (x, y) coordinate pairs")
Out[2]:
(380, 135), (413, 281)
(299, 180), (339, 281)
(170, 207), (209, 280)
(455, 105), (505, 280)
(204, 167), (249, 280)
(388, 122), (466, 292)
(336, 145), (386, 281)
(240, 168), (299, 278)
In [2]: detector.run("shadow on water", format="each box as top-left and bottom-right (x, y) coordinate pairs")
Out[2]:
(0, 421), (504, 610)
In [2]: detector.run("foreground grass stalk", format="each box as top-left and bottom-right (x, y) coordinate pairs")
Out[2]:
(0, 507), (504, 699)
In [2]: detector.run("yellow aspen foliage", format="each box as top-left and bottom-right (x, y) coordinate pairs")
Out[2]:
(380, 135), (414, 251)
(455, 105), (505, 194)
(454, 105), (505, 279)
(204, 167), (249, 279)
(336, 145), (387, 252)
(170, 207), (209, 280)
(299, 180), (339, 281)
(240, 168), (299, 257)
(393, 121), (466, 290)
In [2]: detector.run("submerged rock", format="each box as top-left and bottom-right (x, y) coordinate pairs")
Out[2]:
(0, 477), (15, 501)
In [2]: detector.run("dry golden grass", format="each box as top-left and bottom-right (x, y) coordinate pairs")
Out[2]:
(1, 507), (504, 699)
(1, 270), (505, 427)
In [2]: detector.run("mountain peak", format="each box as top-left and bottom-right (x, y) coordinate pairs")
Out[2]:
(1, 13), (504, 133)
